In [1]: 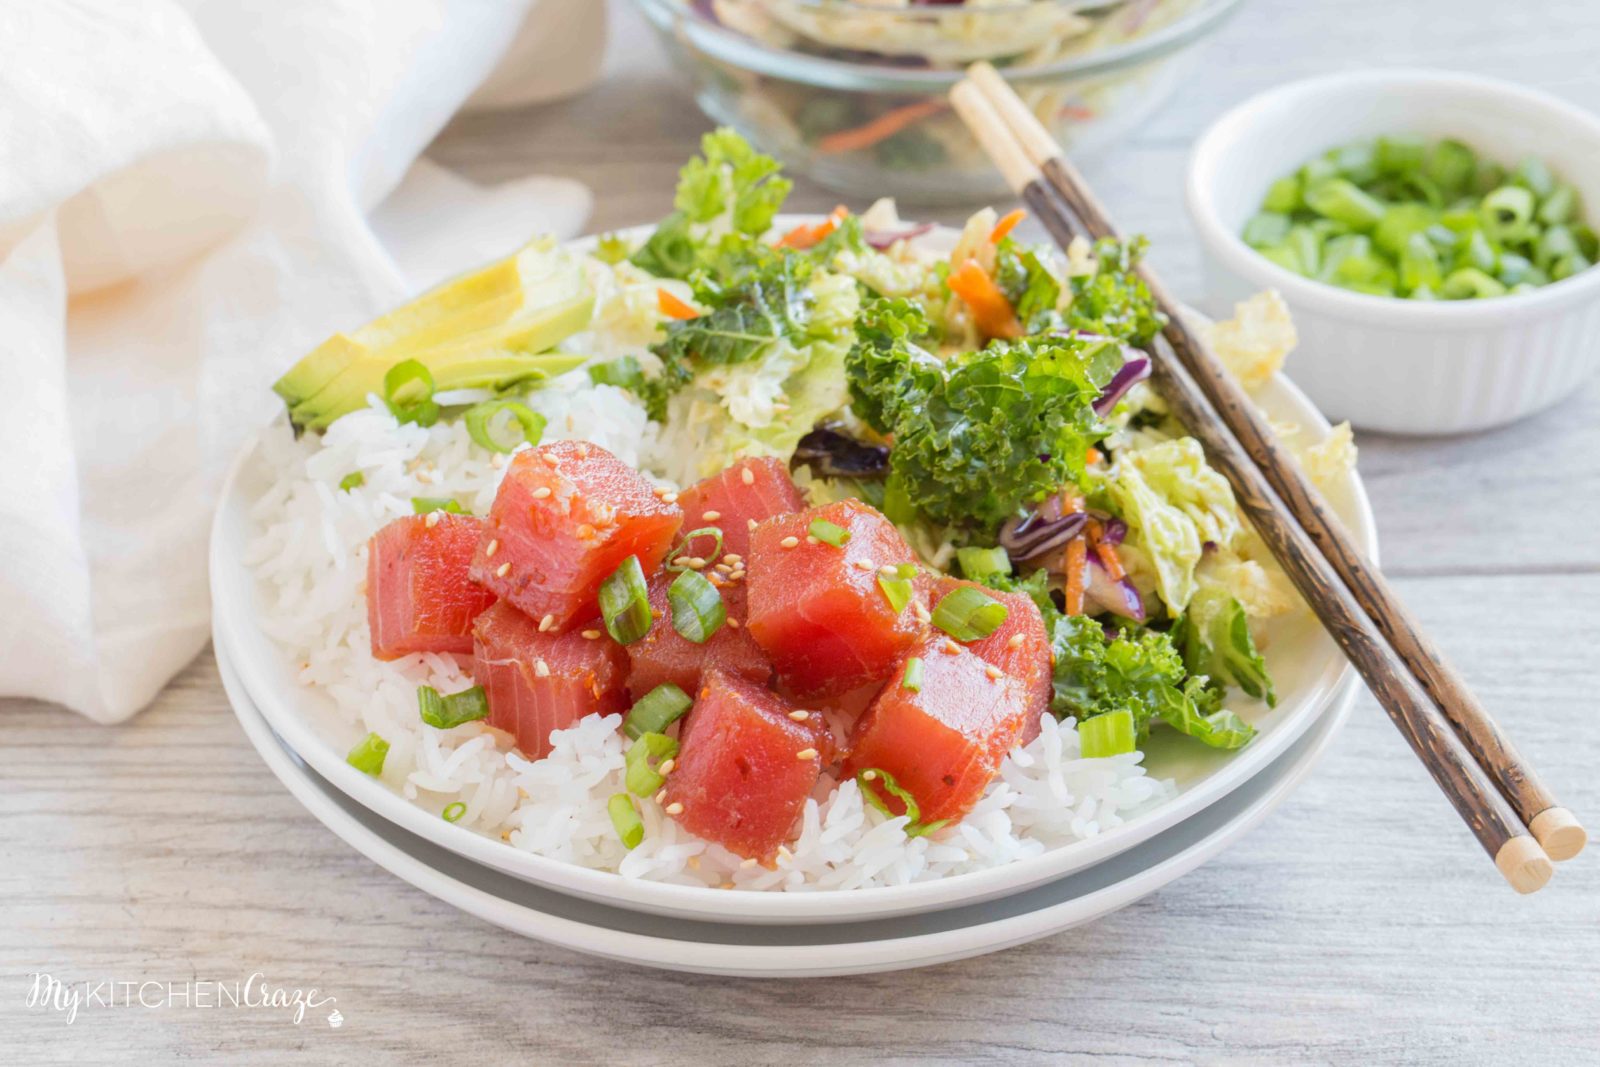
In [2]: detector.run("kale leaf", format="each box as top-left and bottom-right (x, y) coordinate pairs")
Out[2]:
(1065, 237), (1167, 346)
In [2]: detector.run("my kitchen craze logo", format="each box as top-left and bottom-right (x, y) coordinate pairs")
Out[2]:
(25, 972), (341, 1027)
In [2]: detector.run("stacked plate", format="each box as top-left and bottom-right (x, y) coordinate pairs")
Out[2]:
(211, 251), (1375, 976)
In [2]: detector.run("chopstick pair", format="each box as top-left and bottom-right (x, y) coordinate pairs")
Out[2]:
(949, 64), (1585, 893)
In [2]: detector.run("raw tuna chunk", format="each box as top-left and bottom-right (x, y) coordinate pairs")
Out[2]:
(470, 440), (682, 631)
(930, 576), (1052, 744)
(662, 668), (834, 862)
(367, 513), (497, 660)
(675, 456), (806, 560)
(471, 600), (628, 759)
(625, 574), (771, 697)
(842, 635), (1032, 825)
(745, 498), (925, 698)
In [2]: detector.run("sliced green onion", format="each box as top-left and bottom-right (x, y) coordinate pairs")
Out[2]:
(931, 586), (1009, 642)
(625, 732), (680, 796)
(417, 685), (489, 729)
(956, 546), (1011, 582)
(1538, 185), (1577, 227)
(1261, 174), (1301, 214)
(599, 555), (652, 645)
(624, 683), (692, 741)
(383, 359), (440, 427)
(588, 355), (645, 391)
(464, 400), (545, 454)
(876, 563), (916, 614)
(902, 656), (925, 692)
(608, 793), (644, 849)
(807, 519), (850, 547)
(665, 527), (724, 573)
(442, 802), (467, 823)
(1481, 185), (1535, 242)
(1304, 178), (1386, 230)
(1441, 267), (1506, 300)
(668, 569), (725, 644)
(339, 471), (364, 491)
(1241, 211), (1291, 249)
(346, 732), (389, 777)
(1400, 232), (1443, 293)
(1079, 709), (1136, 758)
(856, 767), (946, 838)
(1425, 139), (1477, 196)
(1513, 156), (1555, 199)
(411, 497), (466, 515)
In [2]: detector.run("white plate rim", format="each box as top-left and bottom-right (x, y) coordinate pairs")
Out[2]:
(211, 218), (1378, 924)
(218, 625), (1358, 977)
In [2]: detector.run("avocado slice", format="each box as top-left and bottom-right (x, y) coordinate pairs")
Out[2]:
(275, 238), (595, 430)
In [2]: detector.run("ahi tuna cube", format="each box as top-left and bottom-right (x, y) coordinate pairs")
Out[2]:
(470, 440), (682, 631)
(675, 456), (806, 560)
(662, 668), (835, 862)
(471, 600), (628, 760)
(745, 499), (925, 698)
(367, 513), (497, 660)
(842, 636), (1032, 825)
(930, 576), (1052, 744)
(625, 574), (771, 697)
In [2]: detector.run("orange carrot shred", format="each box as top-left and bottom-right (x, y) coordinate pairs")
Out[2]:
(1085, 447), (1103, 465)
(1085, 521), (1126, 582)
(815, 99), (947, 155)
(775, 206), (849, 250)
(657, 289), (700, 320)
(1063, 537), (1087, 616)
(947, 259), (1023, 341)
(989, 209), (1026, 244)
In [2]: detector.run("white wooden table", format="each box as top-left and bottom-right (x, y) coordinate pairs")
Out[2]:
(8, 2), (1600, 1062)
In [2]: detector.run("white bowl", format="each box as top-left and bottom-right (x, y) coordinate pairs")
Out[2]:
(1187, 69), (1600, 435)
(212, 220), (1375, 926)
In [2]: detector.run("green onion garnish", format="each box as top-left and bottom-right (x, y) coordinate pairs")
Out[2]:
(588, 355), (645, 391)
(339, 471), (364, 492)
(599, 555), (652, 645)
(901, 656), (924, 692)
(383, 359), (440, 427)
(930, 586), (1009, 642)
(956, 546), (1011, 582)
(1079, 709), (1136, 759)
(417, 685), (489, 729)
(624, 683), (692, 741)
(608, 793), (644, 849)
(464, 399), (546, 454)
(876, 561), (916, 614)
(625, 731), (680, 796)
(668, 570), (725, 644)
(411, 497), (467, 515)
(664, 527), (724, 573)
(808, 519), (850, 547)
(856, 767), (947, 838)
(346, 732), (389, 777)
(441, 801), (467, 823)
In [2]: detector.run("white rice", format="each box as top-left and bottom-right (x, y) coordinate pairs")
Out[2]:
(245, 388), (1176, 891)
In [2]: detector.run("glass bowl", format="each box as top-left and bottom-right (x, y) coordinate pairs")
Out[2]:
(633, 0), (1246, 204)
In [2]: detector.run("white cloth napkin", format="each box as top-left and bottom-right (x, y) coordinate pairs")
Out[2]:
(0, 0), (600, 722)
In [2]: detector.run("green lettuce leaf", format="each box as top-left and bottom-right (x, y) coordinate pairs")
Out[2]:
(1175, 583), (1277, 707)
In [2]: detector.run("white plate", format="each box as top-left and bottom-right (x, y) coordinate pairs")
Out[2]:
(218, 625), (1358, 977)
(211, 220), (1377, 925)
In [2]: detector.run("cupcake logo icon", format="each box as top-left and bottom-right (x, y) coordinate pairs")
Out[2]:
(326, 1008), (344, 1029)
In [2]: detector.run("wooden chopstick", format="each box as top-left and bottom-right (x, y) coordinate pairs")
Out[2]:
(948, 77), (1561, 893)
(960, 62), (1587, 863)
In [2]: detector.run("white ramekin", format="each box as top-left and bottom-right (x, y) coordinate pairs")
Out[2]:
(1186, 69), (1600, 435)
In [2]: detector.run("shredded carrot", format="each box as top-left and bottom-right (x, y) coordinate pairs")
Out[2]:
(657, 289), (700, 320)
(815, 99), (947, 155)
(947, 259), (1023, 340)
(775, 205), (849, 250)
(1084, 447), (1103, 465)
(1085, 519), (1126, 582)
(1063, 537), (1087, 616)
(989, 209), (1026, 244)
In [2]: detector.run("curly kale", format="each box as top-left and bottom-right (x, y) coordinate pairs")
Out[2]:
(1065, 236), (1167, 347)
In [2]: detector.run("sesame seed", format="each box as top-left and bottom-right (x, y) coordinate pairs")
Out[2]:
(985, 664), (1003, 680)
(1007, 632), (1025, 649)
(485, 539), (499, 558)
(878, 564), (898, 577)
(423, 511), (440, 528)
(576, 524), (596, 539)
(862, 769), (878, 781)
(740, 467), (755, 485)
(665, 802), (684, 815)
(534, 659), (550, 677)
(576, 445), (589, 460)
(747, 519), (757, 531)
(914, 604), (932, 623)
(715, 563), (733, 575)
(660, 491), (679, 504)
(796, 748), (818, 761)
(702, 510), (721, 521)
(495, 562), (511, 578)
(655, 789), (667, 804)
(726, 618), (741, 629)
(581, 629), (601, 640)
(853, 559), (873, 571)
(542, 453), (559, 467)
(787, 709), (810, 722)
(532, 486), (552, 500)
(658, 758), (676, 776)
(780, 536), (799, 549)
(539, 613), (555, 632)
(492, 453), (507, 469)
(723, 554), (742, 564)
(740, 857), (757, 869)
(944, 639), (961, 655)
(685, 557), (707, 570)
(777, 845), (793, 861)
(687, 855), (701, 870)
